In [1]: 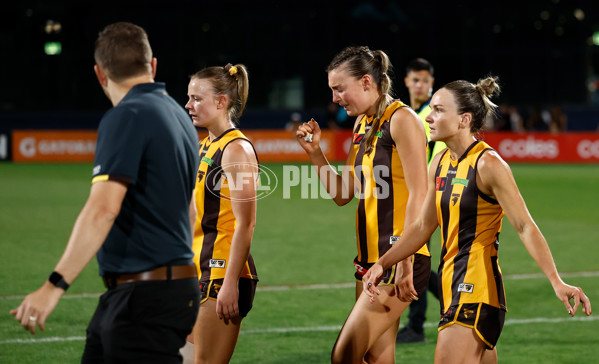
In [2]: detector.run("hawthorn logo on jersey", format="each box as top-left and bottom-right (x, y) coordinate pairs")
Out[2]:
(209, 259), (226, 268)
(201, 156), (214, 166)
(458, 283), (474, 293)
(436, 177), (447, 191)
(451, 178), (469, 187)
(451, 193), (461, 206)
(389, 236), (400, 245)
(353, 133), (364, 144)
(197, 170), (205, 183)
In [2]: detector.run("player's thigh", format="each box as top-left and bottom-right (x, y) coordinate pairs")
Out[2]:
(435, 324), (486, 364)
(366, 316), (400, 364)
(194, 299), (242, 364)
(338, 283), (408, 351)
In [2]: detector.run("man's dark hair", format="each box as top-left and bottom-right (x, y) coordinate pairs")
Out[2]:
(406, 58), (434, 77)
(94, 22), (152, 82)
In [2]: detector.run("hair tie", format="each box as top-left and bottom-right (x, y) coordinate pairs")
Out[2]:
(224, 63), (238, 77)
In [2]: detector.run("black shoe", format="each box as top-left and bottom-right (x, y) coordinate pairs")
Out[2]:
(396, 326), (425, 343)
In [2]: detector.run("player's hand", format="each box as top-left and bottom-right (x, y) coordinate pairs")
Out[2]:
(10, 282), (64, 334)
(362, 263), (384, 303)
(394, 258), (418, 302)
(215, 281), (239, 321)
(296, 119), (321, 154)
(554, 282), (592, 317)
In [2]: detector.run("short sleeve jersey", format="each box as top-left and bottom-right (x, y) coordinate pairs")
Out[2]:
(92, 83), (200, 275)
(349, 100), (430, 264)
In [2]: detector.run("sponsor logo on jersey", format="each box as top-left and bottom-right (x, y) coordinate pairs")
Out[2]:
(353, 133), (365, 144)
(201, 156), (214, 166)
(451, 178), (469, 187)
(376, 131), (383, 138)
(436, 177), (447, 191)
(209, 259), (226, 268)
(389, 236), (401, 245)
(93, 165), (101, 175)
(458, 283), (474, 293)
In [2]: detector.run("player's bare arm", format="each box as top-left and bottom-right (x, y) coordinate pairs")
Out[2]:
(296, 117), (358, 206)
(11, 180), (127, 334)
(363, 152), (441, 300)
(477, 151), (592, 316)
(217, 140), (258, 321)
(390, 108), (428, 302)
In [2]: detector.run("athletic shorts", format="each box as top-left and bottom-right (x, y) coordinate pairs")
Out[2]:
(354, 253), (430, 293)
(199, 278), (258, 318)
(438, 302), (506, 349)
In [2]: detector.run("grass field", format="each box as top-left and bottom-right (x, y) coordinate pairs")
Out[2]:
(1, 162), (598, 363)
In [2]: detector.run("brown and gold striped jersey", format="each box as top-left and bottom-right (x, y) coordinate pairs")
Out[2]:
(350, 100), (430, 264)
(435, 140), (506, 313)
(193, 128), (258, 282)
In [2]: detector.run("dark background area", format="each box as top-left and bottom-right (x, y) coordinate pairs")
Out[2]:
(1, 0), (599, 129)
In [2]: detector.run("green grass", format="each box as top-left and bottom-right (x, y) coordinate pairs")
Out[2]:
(0, 162), (598, 363)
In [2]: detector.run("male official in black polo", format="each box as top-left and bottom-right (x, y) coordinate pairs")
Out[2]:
(11, 22), (200, 363)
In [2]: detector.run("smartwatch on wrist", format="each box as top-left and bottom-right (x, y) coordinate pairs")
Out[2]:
(48, 271), (70, 291)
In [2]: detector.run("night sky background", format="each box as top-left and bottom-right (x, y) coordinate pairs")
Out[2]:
(1, 0), (599, 128)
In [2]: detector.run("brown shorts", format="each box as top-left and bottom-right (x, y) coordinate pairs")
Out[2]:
(354, 253), (430, 293)
(438, 302), (506, 349)
(199, 278), (258, 317)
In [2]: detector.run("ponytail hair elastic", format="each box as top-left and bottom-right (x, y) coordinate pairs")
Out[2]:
(225, 63), (238, 78)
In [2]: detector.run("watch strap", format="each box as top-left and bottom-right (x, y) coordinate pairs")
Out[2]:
(48, 271), (70, 291)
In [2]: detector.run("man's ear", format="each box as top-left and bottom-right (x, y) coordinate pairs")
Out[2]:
(150, 57), (157, 79)
(94, 65), (108, 87)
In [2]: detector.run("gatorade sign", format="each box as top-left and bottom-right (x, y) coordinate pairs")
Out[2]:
(12, 130), (97, 162)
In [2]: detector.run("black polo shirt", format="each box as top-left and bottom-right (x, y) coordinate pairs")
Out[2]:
(92, 83), (199, 275)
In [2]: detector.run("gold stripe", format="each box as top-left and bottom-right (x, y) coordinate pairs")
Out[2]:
(91, 175), (109, 184)
(474, 303), (494, 348)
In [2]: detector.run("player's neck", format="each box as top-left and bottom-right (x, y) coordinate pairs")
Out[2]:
(207, 119), (235, 140)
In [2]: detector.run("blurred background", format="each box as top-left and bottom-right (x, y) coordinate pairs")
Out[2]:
(1, 0), (599, 132)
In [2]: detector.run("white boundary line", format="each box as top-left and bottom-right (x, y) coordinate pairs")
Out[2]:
(2, 316), (597, 344)
(2, 270), (598, 300)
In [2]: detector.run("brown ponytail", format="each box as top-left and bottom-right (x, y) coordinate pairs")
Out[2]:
(442, 76), (500, 133)
(191, 63), (250, 125)
(327, 46), (393, 155)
